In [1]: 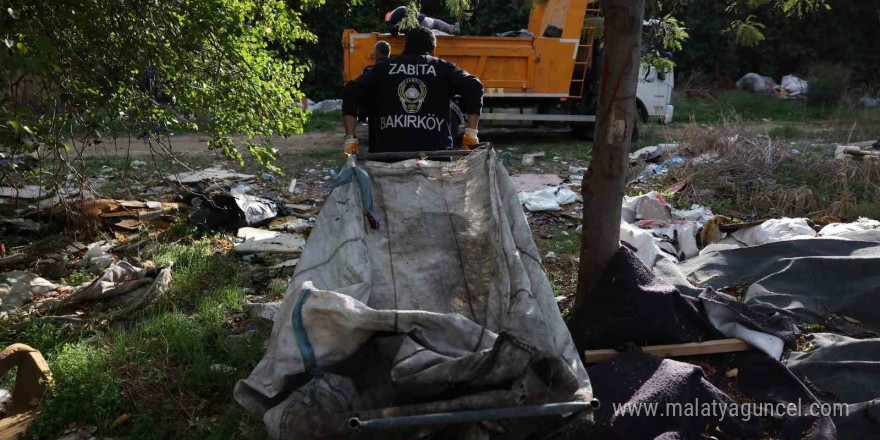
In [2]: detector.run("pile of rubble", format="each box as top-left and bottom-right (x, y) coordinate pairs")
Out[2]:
(0, 162), (335, 322)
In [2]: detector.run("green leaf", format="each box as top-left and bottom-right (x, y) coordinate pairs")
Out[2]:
(7, 120), (21, 131)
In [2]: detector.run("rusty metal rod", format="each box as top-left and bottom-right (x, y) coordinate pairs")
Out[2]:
(348, 400), (599, 431)
(357, 144), (491, 162)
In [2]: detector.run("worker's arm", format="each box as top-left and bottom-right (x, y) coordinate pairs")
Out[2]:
(446, 61), (484, 149)
(466, 114), (479, 130)
(341, 65), (381, 154)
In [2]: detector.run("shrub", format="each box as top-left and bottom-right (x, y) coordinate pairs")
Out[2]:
(807, 64), (852, 106)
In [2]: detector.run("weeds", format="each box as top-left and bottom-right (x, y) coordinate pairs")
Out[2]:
(303, 110), (342, 133)
(666, 120), (880, 219)
(15, 236), (270, 439)
(62, 269), (93, 286)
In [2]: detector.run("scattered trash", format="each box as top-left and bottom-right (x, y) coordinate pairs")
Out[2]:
(243, 301), (282, 321)
(779, 75), (808, 96)
(622, 191), (672, 223)
(629, 145), (664, 164)
(263, 173), (275, 181)
(0, 271), (58, 308)
(267, 216), (312, 233)
(510, 173), (563, 193)
(859, 96), (880, 109)
(0, 218), (41, 232)
(271, 258), (299, 270)
(518, 186), (581, 211)
(130, 159), (146, 169)
(288, 179), (297, 194)
(76, 242), (115, 272)
(735, 72), (777, 93)
(308, 99), (343, 113)
(729, 217), (815, 247)
(818, 217), (880, 242)
(544, 251), (558, 263)
(521, 151), (545, 166)
(234, 227), (306, 253)
(0, 185), (52, 200)
(835, 144), (880, 161)
(170, 167), (256, 184)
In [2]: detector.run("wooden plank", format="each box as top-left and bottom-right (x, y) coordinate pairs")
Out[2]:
(583, 339), (751, 364)
(0, 409), (40, 440)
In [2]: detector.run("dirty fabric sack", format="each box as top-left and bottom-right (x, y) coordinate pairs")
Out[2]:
(567, 247), (796, 359)
(786, 333), (880, 439)
(555, 353), (755, 440)
(566, 247), (722, 351)
(235, 150), (591, 438)
(674, 239), (880, 328)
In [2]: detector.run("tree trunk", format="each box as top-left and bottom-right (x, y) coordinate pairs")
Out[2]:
(572, 0), (644, 313)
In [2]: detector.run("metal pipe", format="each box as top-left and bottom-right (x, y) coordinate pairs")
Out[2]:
(348, 400), (599, 431)
(356, 144), (491, 162)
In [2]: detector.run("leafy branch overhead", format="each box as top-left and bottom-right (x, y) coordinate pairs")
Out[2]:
(397, 2), (422, 32)
(1, 0), (321, 169)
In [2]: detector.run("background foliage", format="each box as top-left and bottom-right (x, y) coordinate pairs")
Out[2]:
(1, 0), (320, 173)
(298, 0), (880, 101)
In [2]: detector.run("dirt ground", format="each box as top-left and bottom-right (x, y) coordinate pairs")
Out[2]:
(81, 131), (341, 157)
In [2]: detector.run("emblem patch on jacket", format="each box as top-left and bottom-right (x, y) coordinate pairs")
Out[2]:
(398, 78), (427, 113)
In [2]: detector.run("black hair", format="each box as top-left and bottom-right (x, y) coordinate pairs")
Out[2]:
(403, 26), (436, 54)
(374, 41), (391, 58)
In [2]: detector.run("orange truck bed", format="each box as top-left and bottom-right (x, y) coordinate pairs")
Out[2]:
(342, 0), (598, 102)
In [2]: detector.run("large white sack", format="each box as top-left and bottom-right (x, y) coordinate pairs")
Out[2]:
(731, 218), (816, 246)
(818, 217), (880, 242)
(235, 150), (592, 438)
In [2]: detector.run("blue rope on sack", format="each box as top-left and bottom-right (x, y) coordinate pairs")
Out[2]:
(293, 288), (321, 378)
(332, 166), (379, 230)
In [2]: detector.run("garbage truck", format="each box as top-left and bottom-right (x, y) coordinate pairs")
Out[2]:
(341, 0), (674, 138)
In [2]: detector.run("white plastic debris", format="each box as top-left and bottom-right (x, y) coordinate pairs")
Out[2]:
(130, 159), (147, 169)
(243, 301), (283, 321)
(518, 186), (581, 212)
(730, 218), (816, 247)
(521, 152), (546, 166)
(543, 252), (558, 263)
(234, 228), (306, 254)
(735, 73), (777, 93)
(288, 179), (297, 194)
(171, 167), (256, 184)
(309, 99), (343, 113)
(77, 242), (115, 272)
(620, 221), (657, 267)
(629, 145), (663, 164)
(671, 204), (714, 225)
(780, 75), (808, 95)
(510, 174), (563, 193)
(0, 271), (58, 308)
(621, 191), (672, 223)
(818, 217), (880, 242)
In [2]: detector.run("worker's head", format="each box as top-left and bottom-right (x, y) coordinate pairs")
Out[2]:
(373, 41), (391, 60)
(403, 26), (436, 56)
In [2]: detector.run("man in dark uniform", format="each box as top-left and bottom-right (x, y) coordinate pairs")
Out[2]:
(360, 41), (391, 152)
(342, 27), (483, 155)
(384, 6), (458, 36)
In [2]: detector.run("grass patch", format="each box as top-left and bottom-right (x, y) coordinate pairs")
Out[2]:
(548, 229), (581, 254)
(9, 236), (271, 439)
(62, 269), (93, 286)
(673, 90), (848, 124)
(303, 110), (342, 133)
